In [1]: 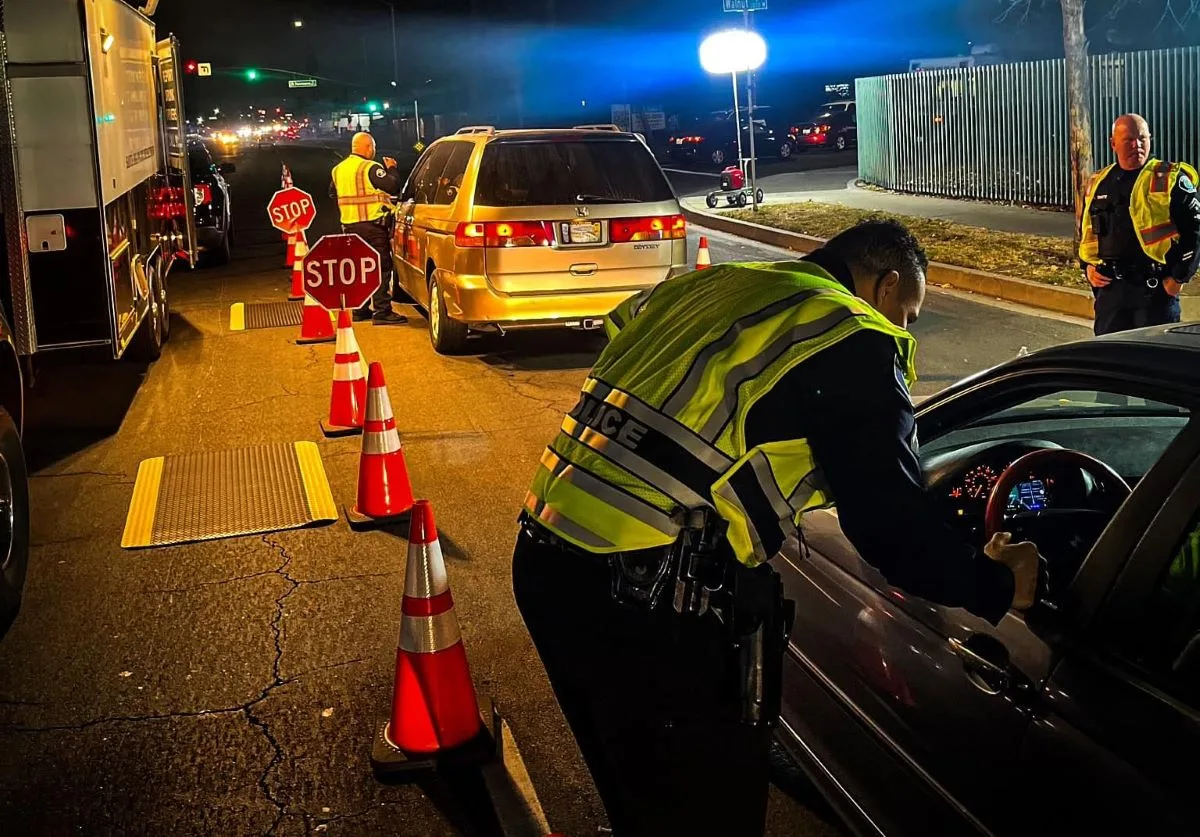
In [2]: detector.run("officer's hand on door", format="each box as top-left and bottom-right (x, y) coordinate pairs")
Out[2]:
(382, 156), (398, 169)
(1164, 278), (1183, 297)
(1086, 265), (1111, 288)
(984, 532), (1041, 611)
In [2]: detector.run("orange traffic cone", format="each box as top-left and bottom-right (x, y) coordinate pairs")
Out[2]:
(321, 311), (367, 437)
(288, 234), (307, 301)
(346, 362), (414, 528)
(285, 230), (297, 268)
(695, 235), (712, 270)
(370, 500), (499, 778)
(296, 293), (335, 345)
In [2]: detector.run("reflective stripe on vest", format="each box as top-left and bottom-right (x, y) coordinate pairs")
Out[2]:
(1080, 159), (1197, 265)
(332, 156), (390, 225)
(527, 262), (917, 566)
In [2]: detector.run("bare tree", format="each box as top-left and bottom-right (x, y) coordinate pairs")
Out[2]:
(994, 0), (1200, 243)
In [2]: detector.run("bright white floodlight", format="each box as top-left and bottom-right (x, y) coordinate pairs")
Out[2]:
(699, 29), (767, 75)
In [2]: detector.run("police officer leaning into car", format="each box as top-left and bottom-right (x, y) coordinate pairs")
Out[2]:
(1081, 112), (1200, 335)
(512, 219), (1048, 837)
(329, 131), (407, 325)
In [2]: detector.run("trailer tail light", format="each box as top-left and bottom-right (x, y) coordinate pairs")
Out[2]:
(193, 183), (212, 207)
(455, 221), (554, 248)
(609, 214), (686, 244)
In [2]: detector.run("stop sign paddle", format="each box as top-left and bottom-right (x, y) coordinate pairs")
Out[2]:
(267, 186), (317, 234)
(303, 233), (382, 311)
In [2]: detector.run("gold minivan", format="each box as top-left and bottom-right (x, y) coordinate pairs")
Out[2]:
(392, 125), (689, 354)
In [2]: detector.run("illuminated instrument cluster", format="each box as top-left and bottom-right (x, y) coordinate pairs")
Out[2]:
(947, 464), (1000, 502)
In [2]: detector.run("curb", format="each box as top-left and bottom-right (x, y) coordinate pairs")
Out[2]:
(681, 204), (1096, 320)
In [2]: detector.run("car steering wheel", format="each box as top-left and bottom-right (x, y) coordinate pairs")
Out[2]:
(984, 448), (1131, 552)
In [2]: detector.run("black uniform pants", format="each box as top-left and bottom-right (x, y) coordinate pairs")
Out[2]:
(343, 219), (394, 315)
(511, 526), (771, 837)
(1093, 280), (1181, 336)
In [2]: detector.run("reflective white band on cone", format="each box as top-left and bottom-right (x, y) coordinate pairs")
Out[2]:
(400, 608), (463, 654)
(405, 539), (449, 600)
(333, 359), (364, 382)
(363, 428), (401, 455)
(367, 385), (395, 422)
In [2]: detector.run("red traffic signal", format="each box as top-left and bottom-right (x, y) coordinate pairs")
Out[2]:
(184, 59), (198, 74)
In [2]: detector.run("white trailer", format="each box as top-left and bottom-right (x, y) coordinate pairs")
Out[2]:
(0, 0), (195, 632)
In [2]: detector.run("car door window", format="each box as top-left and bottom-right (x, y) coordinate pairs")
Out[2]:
(430, 141), (472, 206)
(403, 144), (452, 205)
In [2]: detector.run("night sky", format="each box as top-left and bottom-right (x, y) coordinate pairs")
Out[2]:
(151, 0), (1200, 126)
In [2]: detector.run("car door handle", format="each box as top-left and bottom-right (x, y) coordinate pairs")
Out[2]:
(949, 635), (1030, 699)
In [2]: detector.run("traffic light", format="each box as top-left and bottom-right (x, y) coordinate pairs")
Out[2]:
(184, 59), (198, 74)
(245, 68), (259, 82)
(367, 101), (379, 113)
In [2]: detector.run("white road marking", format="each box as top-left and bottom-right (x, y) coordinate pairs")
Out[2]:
(482, 718), (552, 837)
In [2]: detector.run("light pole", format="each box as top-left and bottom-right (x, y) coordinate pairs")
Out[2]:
(699, 29), (767, 211)
(376, 0), (398, 88)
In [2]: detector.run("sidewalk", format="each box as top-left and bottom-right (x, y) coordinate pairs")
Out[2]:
(685, 176), (1076, 239)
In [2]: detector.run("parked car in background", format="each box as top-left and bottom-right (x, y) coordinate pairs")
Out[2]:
(394, 125), (688, 354)
(775, 325), (1200, 836)
(792, 100), (857, 152)
(666, 107), (795, 168)
(187, 137), (235, 266)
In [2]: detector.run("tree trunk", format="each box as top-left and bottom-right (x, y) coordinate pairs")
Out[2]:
(1061, 0), (1093, 248)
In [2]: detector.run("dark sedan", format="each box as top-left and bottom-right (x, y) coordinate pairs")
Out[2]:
(793, 100), (857, 152)
(188, 138), (234, 266)
(666, 108), (794, 169)
(775, 324), (1200, 836)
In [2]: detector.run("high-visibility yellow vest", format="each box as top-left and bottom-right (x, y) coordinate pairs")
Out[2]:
(1079, 158), (1199, 264)
(526, 261), (918, 568)
(332, 154), (392, 224)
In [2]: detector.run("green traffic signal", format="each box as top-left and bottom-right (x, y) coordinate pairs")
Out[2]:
(245, 68), (259, 81)
(368, 101), (379, 113)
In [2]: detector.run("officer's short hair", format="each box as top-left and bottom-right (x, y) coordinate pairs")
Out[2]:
(822, 219), (928, 296)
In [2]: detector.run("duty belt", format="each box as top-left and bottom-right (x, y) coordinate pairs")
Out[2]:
(1104, 261), (1167, 288)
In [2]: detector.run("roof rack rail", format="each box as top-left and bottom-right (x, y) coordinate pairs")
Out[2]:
(572, 124), (624, 131)
(456, 125), (497, 135)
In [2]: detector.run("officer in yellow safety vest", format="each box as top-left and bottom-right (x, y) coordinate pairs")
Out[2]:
(328, 132), (407, 325)
(511, 220), (1046, 837)
(1080, 112), (1200, 335)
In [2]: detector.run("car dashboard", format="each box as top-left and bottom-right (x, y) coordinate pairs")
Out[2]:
(924, 439), (1094, 542)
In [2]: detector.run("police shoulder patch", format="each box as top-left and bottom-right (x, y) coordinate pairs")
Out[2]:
(374, 166), (386, 179)
(1179, 174), (1197, 194)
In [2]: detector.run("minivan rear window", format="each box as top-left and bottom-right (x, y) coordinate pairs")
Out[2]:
(474, 139), (675, 207)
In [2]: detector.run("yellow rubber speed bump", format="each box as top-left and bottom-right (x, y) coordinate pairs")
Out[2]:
(228, 301), (309, 332)
(121, 441), (338, 548)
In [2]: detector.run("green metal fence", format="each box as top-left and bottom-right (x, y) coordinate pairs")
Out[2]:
(856, 47), (1200, 208)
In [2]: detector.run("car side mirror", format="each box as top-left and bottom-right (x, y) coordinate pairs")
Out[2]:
(218, 163), (236, 174)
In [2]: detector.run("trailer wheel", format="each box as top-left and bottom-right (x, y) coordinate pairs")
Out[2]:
(127, 264), (164, 362)
(705, 193), (719, 209)
(157, 261), (171, 345)
(0, 406), (30, 637)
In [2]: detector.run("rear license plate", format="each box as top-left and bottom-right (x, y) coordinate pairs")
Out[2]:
(567, 220), (602, 244)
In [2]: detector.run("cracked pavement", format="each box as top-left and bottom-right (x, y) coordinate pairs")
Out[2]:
(0, 145), (1089, 836)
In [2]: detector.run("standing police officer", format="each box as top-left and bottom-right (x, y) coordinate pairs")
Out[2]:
(329, 132), (407, 325)
(1080, 113), (1200, 335)
(512, 220), (1044, 837)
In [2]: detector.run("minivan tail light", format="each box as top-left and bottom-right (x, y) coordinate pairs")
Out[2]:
(193, 183), (212, 207)
(455, 221), (554, 248)
(609, 214), (686, 244)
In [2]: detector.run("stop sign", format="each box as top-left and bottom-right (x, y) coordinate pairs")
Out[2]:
(303, 233), (382, 311)
(267, 187), (316, 234)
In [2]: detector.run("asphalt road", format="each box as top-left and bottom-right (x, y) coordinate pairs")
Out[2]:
(0, 145), (1089, 836)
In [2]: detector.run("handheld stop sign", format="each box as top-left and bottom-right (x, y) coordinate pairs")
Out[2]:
(267, 187), (317, 234)
(303, 233), (382, 311)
